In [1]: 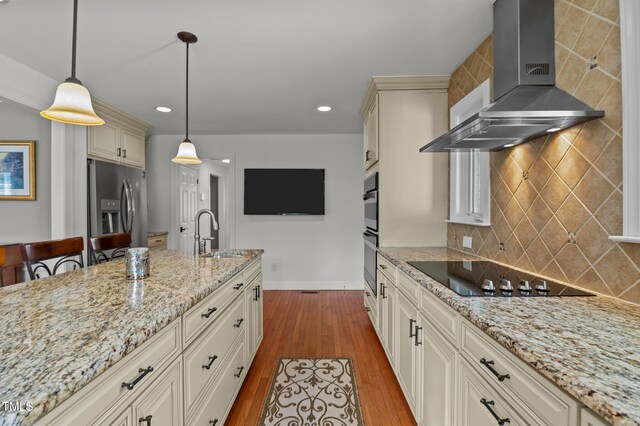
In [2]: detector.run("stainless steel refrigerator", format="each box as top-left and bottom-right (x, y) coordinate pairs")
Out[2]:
(88, 159), (148, 248)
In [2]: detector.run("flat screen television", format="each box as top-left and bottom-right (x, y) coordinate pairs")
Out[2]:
(244, 168), (325, 215)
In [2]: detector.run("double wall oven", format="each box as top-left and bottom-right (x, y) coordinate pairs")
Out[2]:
(363, 173), (378, 295)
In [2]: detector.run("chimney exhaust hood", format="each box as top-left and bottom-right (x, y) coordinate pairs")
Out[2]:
(420, 0), (604, 153)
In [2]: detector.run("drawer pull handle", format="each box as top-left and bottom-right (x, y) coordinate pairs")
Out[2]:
(480, 398), (510, 425)
(409, 319), (416, 338)
(379, 264), (387, 269)
(234, 366), (245, 378)
(138, 415), (152, 425)
(201, 307), (218, 319)
(234, 318), (244, 328)
(380, 283), (386, 299)
(117, 148), (122, 157)
(122, 366), (154, 390)
(414, 326), (422, 346)
(254, 286), (259, 301)
(480, 358), (511, 382)
(203, 355), (218, 370)
(258, 285), (261, 300)
(233, 282), (244, 290)
(209, 420), (219, 426)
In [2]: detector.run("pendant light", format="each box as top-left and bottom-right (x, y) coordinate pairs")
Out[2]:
(40, 0), (104, 126)
(172, 31), (202, 165)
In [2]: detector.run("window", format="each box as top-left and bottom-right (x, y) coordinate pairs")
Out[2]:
(448, 80), (491, 226)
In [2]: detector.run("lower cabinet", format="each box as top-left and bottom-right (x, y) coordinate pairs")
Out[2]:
(419, 313), (456, 426)
(245, 271), (263, 364)
(132, 359), (183, 426)
(381, 281), (396, 366)
(396, 290), (420, 416)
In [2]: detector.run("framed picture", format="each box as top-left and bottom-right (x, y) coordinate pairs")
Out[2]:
(0, 141), (35, 201)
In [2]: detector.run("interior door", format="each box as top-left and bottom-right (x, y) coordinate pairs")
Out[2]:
(179, 165), (198, 256)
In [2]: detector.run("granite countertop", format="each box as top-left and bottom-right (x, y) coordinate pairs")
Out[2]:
(147, 231), (169, 237)
(378, 247), (640, 426)
(0, 249), (263, 425)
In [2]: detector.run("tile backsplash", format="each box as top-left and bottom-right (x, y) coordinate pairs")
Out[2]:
(446, 0), (640, 304)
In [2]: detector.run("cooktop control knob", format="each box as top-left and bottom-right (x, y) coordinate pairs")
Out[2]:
(500, 279), (514, 292)
(536, 280), (550, 292)
(481, 279), (496, 292)
(519, 279), (532, 292)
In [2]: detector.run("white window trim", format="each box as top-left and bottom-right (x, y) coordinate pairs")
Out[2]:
(610, 0), (640, 244)
(447, 79), (492, 227)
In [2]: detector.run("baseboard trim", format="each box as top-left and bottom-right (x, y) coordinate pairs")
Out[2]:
(263, 281), (364, 291)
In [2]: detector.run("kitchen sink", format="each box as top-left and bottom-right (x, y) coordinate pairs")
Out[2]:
(201, 250), (246, 259)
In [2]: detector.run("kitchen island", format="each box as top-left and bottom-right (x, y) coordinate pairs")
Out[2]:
(0, 249), (263, 425)
(376, 247), (640, 426)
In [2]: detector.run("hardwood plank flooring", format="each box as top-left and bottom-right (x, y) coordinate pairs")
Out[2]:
(226, 290), (416, 425)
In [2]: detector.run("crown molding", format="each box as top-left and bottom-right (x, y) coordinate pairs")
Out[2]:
(359, 75), (450, 116)
(92, 98), (151, 134)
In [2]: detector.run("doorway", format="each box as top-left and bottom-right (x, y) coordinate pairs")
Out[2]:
(209, 174), (220, 250)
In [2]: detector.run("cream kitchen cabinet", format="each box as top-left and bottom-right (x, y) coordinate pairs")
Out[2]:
(88, 99), (150, 170)
(363, 94), (379, 170)
(581, 408), (609, 426)
(380, 275), (396, 367)
(245, 270), (263, 364)
(131, 358), (183, 426)
(419, 312), (456, 426)
(396, 289), (420, 416)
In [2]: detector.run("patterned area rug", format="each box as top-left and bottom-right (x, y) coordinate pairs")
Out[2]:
(259, 358), (364, 426)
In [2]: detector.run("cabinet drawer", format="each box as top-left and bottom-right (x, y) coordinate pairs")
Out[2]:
(188, 339), (245, 426)
(458, 359), (531, 426)
(397, 270), (420, 306)
(183, 272), (245, 346)
(420, 289), (458, 344)
(147, 235), (167, 249)
(377, 254), (396, 284)
(42, 321), (181, 425)
(460, 321), (578, 426)
(183, 296), (245, 416)
(244, 258), (261, 283)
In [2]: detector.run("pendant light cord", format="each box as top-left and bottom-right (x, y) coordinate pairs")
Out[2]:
(185, 41), (189, 141)
(70, 0), (78, 81)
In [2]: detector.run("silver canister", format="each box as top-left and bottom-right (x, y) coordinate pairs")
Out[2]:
(126, 247), (150, 280)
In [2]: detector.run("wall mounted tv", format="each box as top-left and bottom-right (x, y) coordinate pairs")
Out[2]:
(244, 168), (325, 215)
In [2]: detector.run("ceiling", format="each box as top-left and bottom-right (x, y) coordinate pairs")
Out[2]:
(0, 0), (492, 135)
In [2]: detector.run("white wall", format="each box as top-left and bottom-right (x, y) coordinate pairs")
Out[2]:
(0, 99), (52, 244)
(147, 134), (364, 290)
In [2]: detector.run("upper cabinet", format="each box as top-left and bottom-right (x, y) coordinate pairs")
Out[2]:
(88, 99), (151, 170)
(363, 94), (379, 170)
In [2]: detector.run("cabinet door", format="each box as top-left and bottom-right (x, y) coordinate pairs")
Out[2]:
(364, 94), (379, 170)
(254, 278), (263, 349)
(581, 409), (608, 426)
(458, 360), (527, 426)
(132, 360), (183, 426)
(377, 273), (387, 342)
(420, 315), (456, 426)
(384, 284), (396, 367)
(120, 128), (146, 169)
(244, 281), (255, 364)
(88, 121), (121, 162)
(396, 291), (419, 415)
(109, 407), (133, 426)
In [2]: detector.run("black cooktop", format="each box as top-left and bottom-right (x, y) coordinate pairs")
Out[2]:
(407, 261), (594, 297)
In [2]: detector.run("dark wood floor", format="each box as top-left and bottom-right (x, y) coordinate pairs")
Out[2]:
(226, 290), (416, 425)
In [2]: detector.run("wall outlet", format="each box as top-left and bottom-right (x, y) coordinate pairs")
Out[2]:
(271, 263), (278, 272)
(463, 236), (473, 249)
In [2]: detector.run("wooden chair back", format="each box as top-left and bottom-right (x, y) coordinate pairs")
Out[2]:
(0, 244), (26, 286)
(88, 233), (132, 265)
(20, 237), (85, 280)
(0, 248), (5, 268)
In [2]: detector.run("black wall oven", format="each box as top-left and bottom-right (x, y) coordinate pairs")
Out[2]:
(363, 173), (378, 295)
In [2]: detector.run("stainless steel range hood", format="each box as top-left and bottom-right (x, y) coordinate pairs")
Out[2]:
(420, 0), (604, 152)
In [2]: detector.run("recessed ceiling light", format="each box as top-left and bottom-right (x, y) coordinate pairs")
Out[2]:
(156, 106), (172, 113)
(317, 106), (332, 112)
(222, 159), (231, 164)
(546, 127), (561, 133)
(503, 143), (515, 148)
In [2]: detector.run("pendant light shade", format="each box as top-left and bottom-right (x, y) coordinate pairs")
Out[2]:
(41, 81), (104, 126)
(172, 31), (202, 165)
(41, 0), (103, 126)
(172, 139), (202, 165)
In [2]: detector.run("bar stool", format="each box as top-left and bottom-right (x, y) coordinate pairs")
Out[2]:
(88, 233), (132, 265)
(0, 244), (27, 286)
(20, 237), (85, 280)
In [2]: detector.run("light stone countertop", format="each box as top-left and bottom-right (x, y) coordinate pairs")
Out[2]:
(0, 249), (263, 425)
(378, 247), (640, 426)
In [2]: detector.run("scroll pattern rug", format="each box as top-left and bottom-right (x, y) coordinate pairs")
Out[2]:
(259, 358), (364, 426)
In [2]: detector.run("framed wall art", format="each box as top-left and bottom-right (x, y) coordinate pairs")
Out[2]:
(0, 141), (35, 201)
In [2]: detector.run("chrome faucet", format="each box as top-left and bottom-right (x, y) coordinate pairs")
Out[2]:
(194, 209), (220, 256)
